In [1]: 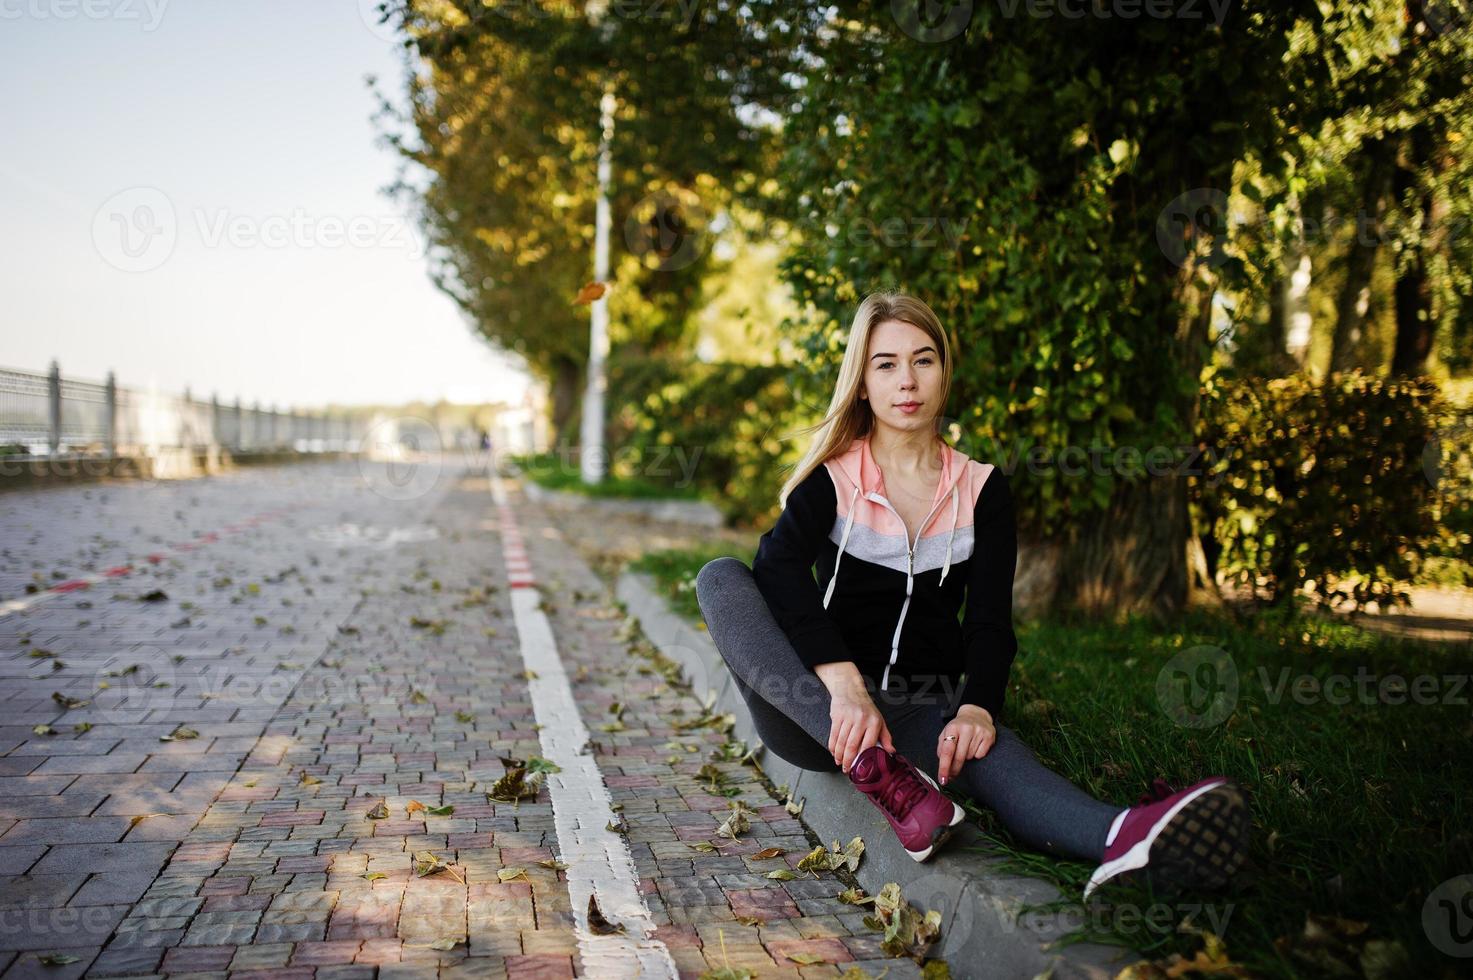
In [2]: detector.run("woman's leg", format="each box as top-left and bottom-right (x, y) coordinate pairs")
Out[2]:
(694, 557), (839, 773)
(878, 697), (1125, 863)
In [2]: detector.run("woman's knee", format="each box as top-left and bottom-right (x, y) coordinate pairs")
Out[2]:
(695, 556), (751, 611)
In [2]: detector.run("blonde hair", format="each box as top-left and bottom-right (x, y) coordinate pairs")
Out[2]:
(777, 291), (954, 509)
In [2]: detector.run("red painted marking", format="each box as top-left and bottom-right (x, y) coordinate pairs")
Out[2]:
(52, 579), (91, 593)
(103, 566), (132, 577)
(146, 554), (166, 563)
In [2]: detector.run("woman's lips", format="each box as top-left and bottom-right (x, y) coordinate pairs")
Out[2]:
(897, 403), (921, 414)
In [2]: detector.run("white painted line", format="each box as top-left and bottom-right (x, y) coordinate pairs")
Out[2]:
(488, 472), (678, 979)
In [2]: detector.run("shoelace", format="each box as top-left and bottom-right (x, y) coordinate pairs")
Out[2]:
(1136, 777), (1177, 807)
(876, 757), (931, 818)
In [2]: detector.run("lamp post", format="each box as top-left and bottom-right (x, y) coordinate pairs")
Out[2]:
(580, 6), (616, 486)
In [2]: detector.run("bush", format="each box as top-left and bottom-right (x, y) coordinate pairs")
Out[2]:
(1192, 371), (1454, 611)
(606, 352), (800, 528)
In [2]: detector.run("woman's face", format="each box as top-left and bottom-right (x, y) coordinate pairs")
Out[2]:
(860, 318), (943, 434)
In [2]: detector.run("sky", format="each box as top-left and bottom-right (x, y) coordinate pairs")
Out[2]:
(0, 0), (533, 410)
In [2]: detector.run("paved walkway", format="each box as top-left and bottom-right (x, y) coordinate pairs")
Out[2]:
(0, 460), (923, 979)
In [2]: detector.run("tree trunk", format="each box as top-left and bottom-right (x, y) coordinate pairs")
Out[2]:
(548, 355), (583, 448)
(1055, 253), (1218, 618)
(1282, 235), (1313, 369)
(1330, 144), (1391, 374)
(1391, 130), (1442, 376)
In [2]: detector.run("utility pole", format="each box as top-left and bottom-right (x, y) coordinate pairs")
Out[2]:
(580, 3), (615, 486)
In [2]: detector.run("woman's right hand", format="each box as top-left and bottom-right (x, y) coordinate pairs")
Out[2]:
(827, 686), (896, 773)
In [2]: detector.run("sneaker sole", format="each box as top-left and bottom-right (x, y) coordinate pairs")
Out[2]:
(1083, 781), (1249, 899)
(904, 769), (967, 862)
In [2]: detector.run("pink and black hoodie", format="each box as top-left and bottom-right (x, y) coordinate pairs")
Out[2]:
(751, 434), (1018, 721)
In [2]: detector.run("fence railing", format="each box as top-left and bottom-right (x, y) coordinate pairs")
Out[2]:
(1, 361), (374, 457)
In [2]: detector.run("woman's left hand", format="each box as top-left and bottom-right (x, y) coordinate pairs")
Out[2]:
(937, 705), (995, 786)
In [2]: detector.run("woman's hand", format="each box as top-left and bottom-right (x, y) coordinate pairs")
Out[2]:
(937, 705), (996, 786)
(814, 662), (896, 773)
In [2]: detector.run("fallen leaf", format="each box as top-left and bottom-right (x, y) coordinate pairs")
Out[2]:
(366, 801), (390, 819)
(415, 851), (464, 883)
(588, 892), (626, 935)
(716, 800), (755, 841)
(497, 867), (528, 882)
(38, 953), (82, 966)
(752, 847), (786, 860)
(574, 280), (608, 305)
(786, 952), (826, 965)
(362, 872), (387, 881)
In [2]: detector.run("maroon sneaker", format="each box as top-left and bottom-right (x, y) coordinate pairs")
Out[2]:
(848, 745), (966, 862)
(1083, 776), (1250, 900)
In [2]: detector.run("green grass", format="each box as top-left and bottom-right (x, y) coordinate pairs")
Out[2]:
(638, 547), (1471, 979)
(507, 451), (706, 501)
(628, 540), (758, 622)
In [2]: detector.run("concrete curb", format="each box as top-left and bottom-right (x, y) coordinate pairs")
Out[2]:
(616, 568), (1142, 980)
(519, 474), (725, 527)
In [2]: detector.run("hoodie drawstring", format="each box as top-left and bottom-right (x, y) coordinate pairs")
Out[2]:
(938, 486), (959, 585)
(822, 485), (861, 610)
(825, 475), (964, 694)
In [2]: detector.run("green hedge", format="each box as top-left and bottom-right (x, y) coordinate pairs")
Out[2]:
(605, 353), (799, 528)
(1192, 372), (1463, 610)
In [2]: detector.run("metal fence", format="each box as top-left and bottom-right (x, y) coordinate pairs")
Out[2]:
(0, 361), (373, 457)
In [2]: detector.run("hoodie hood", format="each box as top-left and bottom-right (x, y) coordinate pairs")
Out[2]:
(818, 434), (993, 692)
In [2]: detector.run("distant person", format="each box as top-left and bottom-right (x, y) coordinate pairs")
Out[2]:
(480, 430), (491, 451)
(695, 291), (1250, 898)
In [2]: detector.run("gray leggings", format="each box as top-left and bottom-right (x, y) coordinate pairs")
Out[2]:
(695, 557), (1124, 863)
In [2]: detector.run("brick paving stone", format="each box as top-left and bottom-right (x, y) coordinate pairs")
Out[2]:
(0, 465), (928, 976)
(0, 847), (44, 875)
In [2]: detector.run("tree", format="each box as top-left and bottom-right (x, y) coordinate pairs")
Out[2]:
(738, 1), (1316, 616)
(370, 0), (798, 445)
